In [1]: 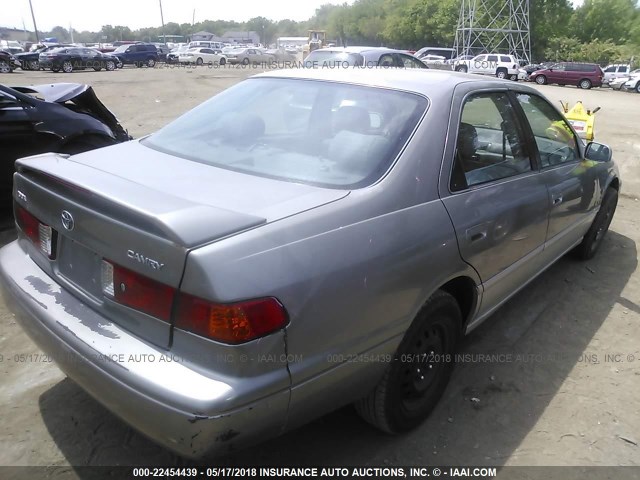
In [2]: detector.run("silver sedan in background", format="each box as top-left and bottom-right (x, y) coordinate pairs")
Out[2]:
(0, 68), (619, 458)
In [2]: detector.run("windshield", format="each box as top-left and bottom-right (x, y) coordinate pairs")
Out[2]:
(113, 45), (129, 53)
(304, 51), (365, 67)
(143, 78), (428, 188)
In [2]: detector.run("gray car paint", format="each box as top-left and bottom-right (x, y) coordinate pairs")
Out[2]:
(0, 68), (620, 457)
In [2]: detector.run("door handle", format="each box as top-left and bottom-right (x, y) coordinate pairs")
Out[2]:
(553, 195), (563, 206)
(469, 232), (486, 242)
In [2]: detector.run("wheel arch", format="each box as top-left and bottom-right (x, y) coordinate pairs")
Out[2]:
(438, 275), (480, 332)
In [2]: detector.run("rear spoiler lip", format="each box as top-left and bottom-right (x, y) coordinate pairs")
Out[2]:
(14, 153), (267, 249)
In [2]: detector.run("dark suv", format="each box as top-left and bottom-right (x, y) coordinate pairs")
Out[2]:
(107, 43), (159, 67)
(530, 62), (604, 89)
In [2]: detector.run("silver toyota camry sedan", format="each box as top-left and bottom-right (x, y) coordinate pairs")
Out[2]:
(0, 68), (620, 458)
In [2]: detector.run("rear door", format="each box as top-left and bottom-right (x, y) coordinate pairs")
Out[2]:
(440, 86), (549, 317)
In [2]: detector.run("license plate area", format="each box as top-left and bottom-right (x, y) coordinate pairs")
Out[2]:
(56, 236), (103, 300)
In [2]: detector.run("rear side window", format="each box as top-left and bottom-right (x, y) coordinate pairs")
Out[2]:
(500, 56), (511, 63)
(604, 66), (616, 73)
(144, 78), (428, 189)
(515, 93), (580, 168)
(450, 92), (531, 191)
(487, 55), (498, 62)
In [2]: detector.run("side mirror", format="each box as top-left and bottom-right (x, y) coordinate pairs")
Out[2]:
(585, 142), (612, 163)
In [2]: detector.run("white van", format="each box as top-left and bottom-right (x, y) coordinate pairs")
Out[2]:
(188, 41), (223, 51)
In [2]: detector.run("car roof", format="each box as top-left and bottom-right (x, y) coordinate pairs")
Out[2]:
(313, 46), (407, 54)
(254, 68), (539, 98)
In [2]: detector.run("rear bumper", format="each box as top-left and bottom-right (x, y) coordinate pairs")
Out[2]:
(0, 240), (289, 458)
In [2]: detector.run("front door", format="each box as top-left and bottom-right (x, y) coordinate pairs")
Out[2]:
(513, 92), (605, 255)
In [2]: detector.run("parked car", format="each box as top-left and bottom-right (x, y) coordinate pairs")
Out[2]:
(225, 47), (273, 65)
(414, 46), (456, 60)
(265, 47), (297, 62)
(0, 68), (619, 458)
(454, 53), (520, 80)
(178, 48), (226, 66)
(0, 40), (24, 55)
(305, 47), (427, 68)
(39, 47), (119, 73)
(602, 64), (631, 85)
(166, 45), (190, 64)
(609, 69), (640, 90)
(152, 43), (171, 61)
(106, 43), (158, 68)
(530, 62), (604, 89)
(15, 44), (74, 70)
(0, 51), (20, 73)
(622, 72), (640, 93)
(0, 83), (130, 211)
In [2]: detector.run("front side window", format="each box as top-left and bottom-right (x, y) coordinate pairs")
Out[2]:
(144, 78), (428, 188)
(397, 54), (426, 69)
(515, 93), (580, 168)
(450, 92), (531, 191)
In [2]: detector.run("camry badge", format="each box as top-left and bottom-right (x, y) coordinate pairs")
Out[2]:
(61, 210), (74, 231)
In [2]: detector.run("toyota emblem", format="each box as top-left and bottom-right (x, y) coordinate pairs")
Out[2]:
(61, 210), (74, 231)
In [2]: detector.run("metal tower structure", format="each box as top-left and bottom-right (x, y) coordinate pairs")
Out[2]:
(453, 0), (531, 63)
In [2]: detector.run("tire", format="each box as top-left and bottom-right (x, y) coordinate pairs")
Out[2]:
(219, 57), (226, 66)
(93, 66), (102, 71)
(62, 61), (73, 73)
(496, 69), (507, 79)
(147, 58), (156, 68)
(105, 60), (115, 71)
(0, 60), (12, 73)
(509, 74), (518, 81)
(455, 65), (467, 73)
(59, 134), (117, 156)
(27, 60), (39, 70)
(535, 75), (547, 85)
(196, 57), (203, 66)
(51, 66), (61, 73)
(579, 78), (592, 89)
(354, 290), (460, 433)
(635, 82), (640, 94)
(242, 57), (250, 66)
(573, 188), (618, 260)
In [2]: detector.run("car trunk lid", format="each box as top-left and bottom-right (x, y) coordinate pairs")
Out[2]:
(13, 146), (348, 347)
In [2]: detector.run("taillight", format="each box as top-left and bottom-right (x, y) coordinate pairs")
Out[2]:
(101, 260), (175, 322)
(15, 204), (56, 259)
(175, 293), (288, 344)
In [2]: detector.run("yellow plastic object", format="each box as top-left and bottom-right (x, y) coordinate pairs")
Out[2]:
(559, 101), (599, 142)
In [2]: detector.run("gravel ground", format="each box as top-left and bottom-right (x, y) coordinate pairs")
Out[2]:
(0, 66), (638, 474)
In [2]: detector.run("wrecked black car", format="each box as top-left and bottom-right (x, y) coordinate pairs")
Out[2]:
(0, 83), (131, 212)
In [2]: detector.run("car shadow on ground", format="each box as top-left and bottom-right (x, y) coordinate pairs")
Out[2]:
(37, 230), (638, 471)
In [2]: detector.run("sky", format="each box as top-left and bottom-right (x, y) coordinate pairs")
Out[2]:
(5, 0), (351, 33)
(5, 0), (585, 33)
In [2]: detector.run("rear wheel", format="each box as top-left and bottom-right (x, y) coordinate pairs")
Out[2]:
(93, 66), (102, 71)
(147, 58), (156, 68)
(242, 57), (250, 66)
(573, 188), (618, 260)
(196, 57), (203, 66)
(59, 134), (117, 155)
(62, 61), (73, 73)
(579, 78), (592, 89)
(51, 66), (61, 73)
(456, 65), (468, 73)
(0, 60), (12, 73)
(105, 60), (115, 71)
(27, 60), (39, 70)
(535, 75), (547, 85)
(355, 290), (460, 433)
(219, 57), (226, 65)
(496, 68), (507, 79)
(635, 82), (640, 93)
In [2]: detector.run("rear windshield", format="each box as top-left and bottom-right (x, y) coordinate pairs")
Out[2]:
(143, 78), (428, 189)
(304, 51), (365, 67)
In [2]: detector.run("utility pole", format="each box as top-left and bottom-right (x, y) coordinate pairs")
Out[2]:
(159, 0), (166, 43)
(70, 23), (74, 43)
(28, 0), (40, 43)
(192, 9), (195, 26)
